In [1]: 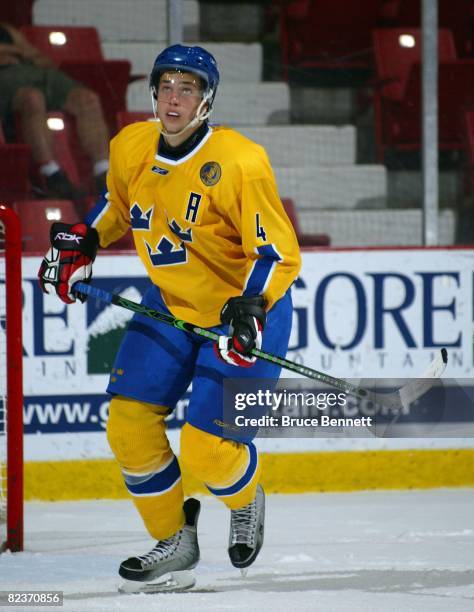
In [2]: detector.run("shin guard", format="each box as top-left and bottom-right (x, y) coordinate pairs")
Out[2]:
(107, 396), (184, 539)
(180, 423), (261, 509)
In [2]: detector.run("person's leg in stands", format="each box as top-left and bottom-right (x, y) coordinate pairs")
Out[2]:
(11, 83), (84, 201)
(63, 87), (110, 194)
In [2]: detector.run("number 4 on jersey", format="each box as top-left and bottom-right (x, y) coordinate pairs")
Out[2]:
(256, 213), (267, 242)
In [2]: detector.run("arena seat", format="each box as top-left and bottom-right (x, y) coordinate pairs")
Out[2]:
(116, 111), (155, 130)
(279, 0), (379, 83)
(20, 25), (133, 132)
(388, 0), (474, 57)
(375, 60), (474, 160)
(13, 199), (81, 252)
(373, 28), (456, 100)
(372, 28), (461, 161)
(464, 111), (474, 203)
(406, 61), (474, 148)
(21, 25), (103, 62)
(14, 111), (93, 206)
(0, 1), (33, 27)
(465, 111), (474, 167)
(0, 144), (31, 202)
(281, 198), (330, 247)
(0, 124), (32, 202)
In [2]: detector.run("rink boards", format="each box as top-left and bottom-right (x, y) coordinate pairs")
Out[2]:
(20, 247), (474, 498)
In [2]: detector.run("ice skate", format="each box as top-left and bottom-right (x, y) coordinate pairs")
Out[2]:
(228, 484), (265, 571)
(118, 498), (200, 594)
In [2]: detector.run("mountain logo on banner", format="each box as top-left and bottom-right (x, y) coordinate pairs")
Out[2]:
(86, 283), (145, 375)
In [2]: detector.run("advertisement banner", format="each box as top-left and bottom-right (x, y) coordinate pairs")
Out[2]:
(20, 248), (474, 457)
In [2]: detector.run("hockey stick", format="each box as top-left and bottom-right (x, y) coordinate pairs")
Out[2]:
(73, 282), (447, 412)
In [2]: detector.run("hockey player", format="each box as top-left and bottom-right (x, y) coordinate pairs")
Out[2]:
(38, 44), (301, 592)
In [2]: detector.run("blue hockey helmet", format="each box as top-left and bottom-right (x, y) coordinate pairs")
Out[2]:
(150, 44), (220, 108)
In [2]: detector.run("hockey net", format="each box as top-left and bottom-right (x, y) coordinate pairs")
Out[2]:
(0, 205), (23, 552)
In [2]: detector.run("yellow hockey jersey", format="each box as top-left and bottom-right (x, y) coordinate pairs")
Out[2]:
(88, 121), (301, 327)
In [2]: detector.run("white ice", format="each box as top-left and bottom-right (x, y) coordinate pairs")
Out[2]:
(1, 489), (473, 611)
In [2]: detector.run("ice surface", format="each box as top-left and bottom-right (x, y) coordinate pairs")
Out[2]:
(1, 489), (473, 611)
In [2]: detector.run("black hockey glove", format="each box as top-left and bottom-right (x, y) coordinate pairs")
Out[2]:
(215, 295), (266, 367)
(38, 222), (99, 304)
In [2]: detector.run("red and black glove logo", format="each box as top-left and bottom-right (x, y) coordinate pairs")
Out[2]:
(38, 222), (99, 304)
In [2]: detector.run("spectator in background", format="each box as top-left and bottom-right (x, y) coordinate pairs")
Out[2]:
(0, 22), (110, 200)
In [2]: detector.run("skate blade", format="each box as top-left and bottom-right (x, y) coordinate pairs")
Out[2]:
(240, 568), (248, 578)
(119, 570), (196, 594)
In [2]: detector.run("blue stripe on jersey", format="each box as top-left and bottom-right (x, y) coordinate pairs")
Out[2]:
(124, 456), (181, 496)
(206, 443), (257, 497)
(85, 192), (109, 226)
(243, 244), (282, 297)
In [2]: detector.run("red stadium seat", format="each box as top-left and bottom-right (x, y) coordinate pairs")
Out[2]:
(372, 28), (463, 161)
(460, 111), (474, 242)
(15, 111), (93, 201)
(13, 199), (81, 252)
(0, 1), (33, 27)
(464, 111), (474, 202)
(373, 28), (456, 101)
(389, 0), (474, 57)
(0, 123), (31, 201)
(116, 111), (155, 130)
(406, 61), (474, 147)
(465, 111), (474, 168)
(281, 198), (330, 247)
(0, 144), (31, 202)
(279, 0), (379, 83)
(20, 25), (132, 133)
(20, 25), (103, 62)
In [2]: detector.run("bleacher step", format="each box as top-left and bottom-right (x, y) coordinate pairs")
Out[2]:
(387, 170), (463, 209)
(103, 42), (262, 82)
(275, 165), (387, 210)
(127, 81), (290, 125)
(238, 126), (356, 166)
(198, 2), (264, 42)
(298, 209), (456, 246)
(291, 87), (358, 125)
(33, 0), (200, 42)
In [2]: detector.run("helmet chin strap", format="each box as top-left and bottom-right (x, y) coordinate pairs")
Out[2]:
(151, 88), (214, 139)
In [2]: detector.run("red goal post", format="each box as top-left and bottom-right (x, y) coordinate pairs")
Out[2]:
(0, 205), (23, 552)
